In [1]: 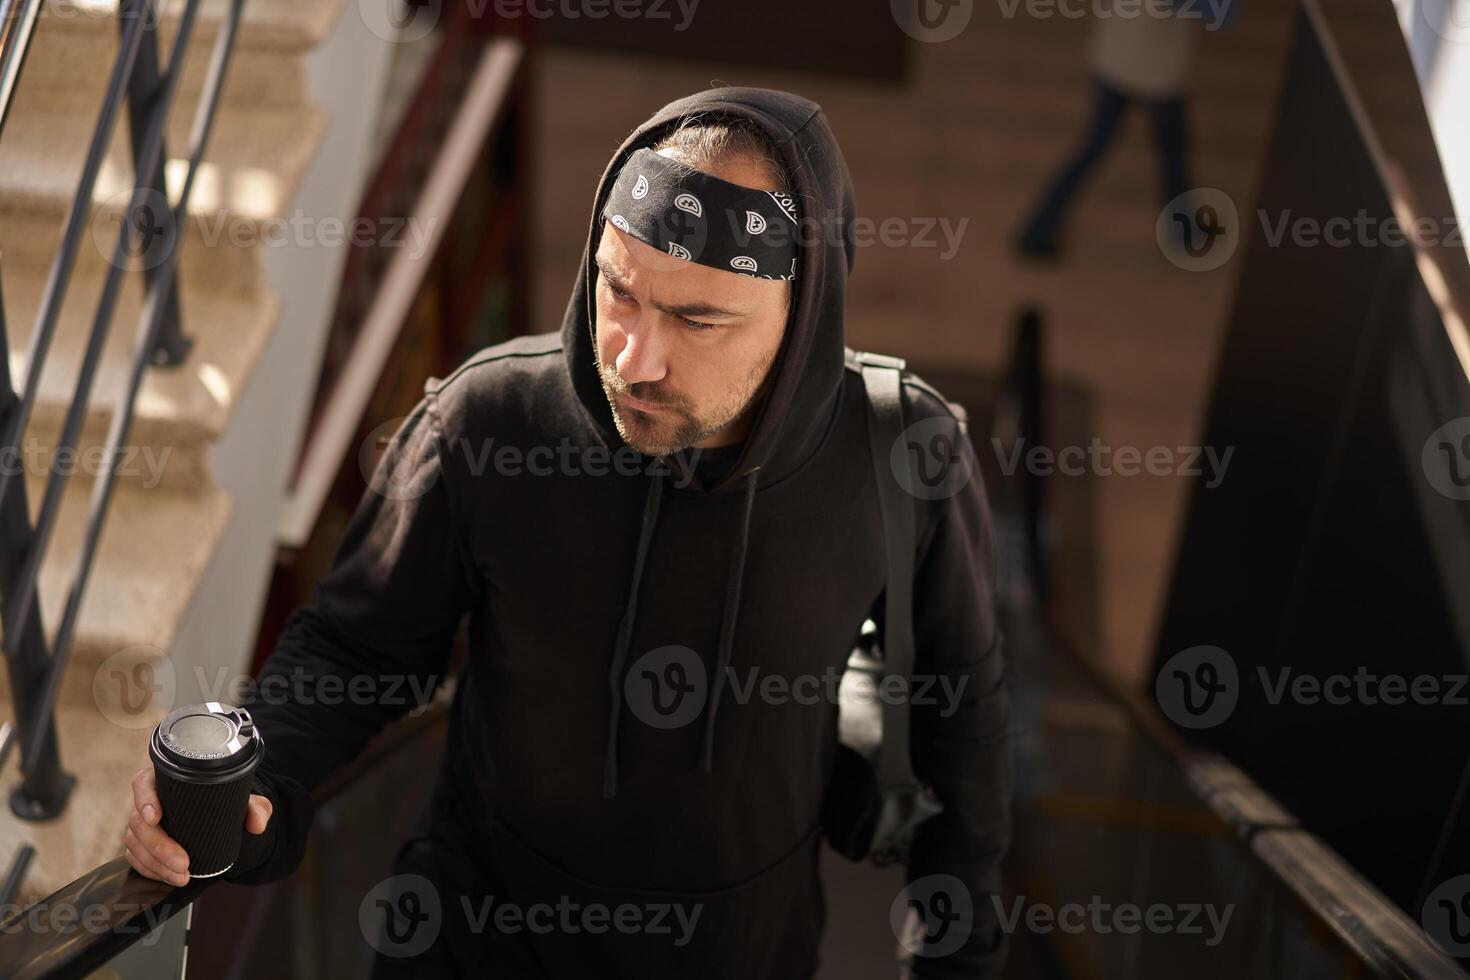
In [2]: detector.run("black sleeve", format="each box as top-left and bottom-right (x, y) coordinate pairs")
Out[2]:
(226, 389), (477, 884)
(900, 398), (1014, 979)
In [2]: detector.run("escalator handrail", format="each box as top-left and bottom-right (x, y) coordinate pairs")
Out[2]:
(1041, 614), (1468, 980)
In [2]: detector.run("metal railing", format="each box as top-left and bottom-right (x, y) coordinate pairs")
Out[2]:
(0, 0), (241, 842)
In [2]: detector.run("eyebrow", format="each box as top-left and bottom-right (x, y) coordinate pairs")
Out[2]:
(593, 254), (748, 320)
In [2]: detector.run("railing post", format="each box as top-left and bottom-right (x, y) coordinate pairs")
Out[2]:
(118, 0), (190, 368)
(0, 271), (76, 820)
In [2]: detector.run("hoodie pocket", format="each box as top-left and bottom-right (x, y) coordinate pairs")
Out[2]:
(485, 814), (825, 980)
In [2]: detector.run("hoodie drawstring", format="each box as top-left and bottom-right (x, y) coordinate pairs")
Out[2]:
(603, 468), (666, 799)
(602, 464), (759, 798)
(700, 467), (758, 772)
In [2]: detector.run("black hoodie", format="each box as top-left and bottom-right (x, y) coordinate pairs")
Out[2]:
(229, 87), (1012, 979)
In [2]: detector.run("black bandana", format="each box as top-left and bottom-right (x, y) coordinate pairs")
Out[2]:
(601, 147), (799, 281)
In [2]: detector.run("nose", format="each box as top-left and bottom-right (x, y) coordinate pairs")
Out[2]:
(614, 317), (668, 386)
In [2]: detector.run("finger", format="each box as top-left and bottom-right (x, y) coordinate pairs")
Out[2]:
(124, 828), (185, 886)
(131, 768), (161, 826)
(128, 810), (188, 875)
(123, 835), (173, 885)
(244, 795), (273, 835)
(126, 806), (173, 856)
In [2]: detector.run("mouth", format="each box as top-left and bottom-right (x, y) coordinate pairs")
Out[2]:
(618, 391), (670, 414)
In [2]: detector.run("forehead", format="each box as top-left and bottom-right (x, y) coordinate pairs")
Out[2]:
(594, 222), (784, 307)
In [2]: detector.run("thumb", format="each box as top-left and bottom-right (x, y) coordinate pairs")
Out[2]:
(244, 794), (273, 835)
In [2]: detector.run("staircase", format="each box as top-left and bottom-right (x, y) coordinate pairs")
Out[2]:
(0, 0), (344, 904)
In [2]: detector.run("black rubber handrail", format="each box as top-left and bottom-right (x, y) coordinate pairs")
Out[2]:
(0, 693), (450, 980)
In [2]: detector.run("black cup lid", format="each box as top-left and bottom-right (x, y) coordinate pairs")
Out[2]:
(152, 702), (260, 772)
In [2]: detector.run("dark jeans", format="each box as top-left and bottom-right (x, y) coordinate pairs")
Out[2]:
(1018, 77), (1191, 251)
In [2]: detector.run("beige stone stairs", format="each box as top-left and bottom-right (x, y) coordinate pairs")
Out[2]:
(0, 0), (342, 905)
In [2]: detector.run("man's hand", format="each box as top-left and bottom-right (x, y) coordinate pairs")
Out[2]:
(124, 767), (273, 886)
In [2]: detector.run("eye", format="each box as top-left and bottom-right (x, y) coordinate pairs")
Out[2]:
(677, 316), (717, 332)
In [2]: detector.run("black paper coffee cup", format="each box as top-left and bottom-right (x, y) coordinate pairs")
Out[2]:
(148, 702), (264, 878)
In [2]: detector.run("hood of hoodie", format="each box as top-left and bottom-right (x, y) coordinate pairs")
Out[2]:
(560, 86), (857, 494)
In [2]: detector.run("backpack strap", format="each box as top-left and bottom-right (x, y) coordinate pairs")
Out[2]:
(854, 350), (921, 794)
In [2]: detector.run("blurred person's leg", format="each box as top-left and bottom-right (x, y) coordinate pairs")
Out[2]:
(1149, 95), (1190, 211)
(1016, 79), (1130, 257)
(1148, 95), (1194, 251)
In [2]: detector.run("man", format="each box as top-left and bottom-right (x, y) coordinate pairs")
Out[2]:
(123, 87), (1012, 978)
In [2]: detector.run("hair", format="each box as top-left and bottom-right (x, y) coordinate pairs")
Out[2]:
(651, 113), (794, 198)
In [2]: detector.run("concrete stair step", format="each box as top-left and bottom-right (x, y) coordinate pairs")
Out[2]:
(43, 0), (346, 54)
(0, 478), (231, 719)
(3, 265), (281, 492)
(19, 0), (346, 117)
(21, 20), (309, 117)
(0, 95), (325, 297)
